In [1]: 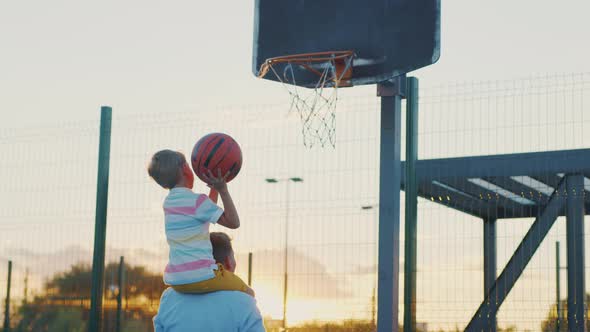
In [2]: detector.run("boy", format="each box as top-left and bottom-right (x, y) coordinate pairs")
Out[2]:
(148, 149), (253, 296)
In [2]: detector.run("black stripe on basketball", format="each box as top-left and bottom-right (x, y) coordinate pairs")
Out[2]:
(192, 133), (241, 183)
(191, 136), (206, 163)
(228, 161), (240, 177)
(211, 142), (235, 171)
(197, 134), (222, 171)
(204, 137), (225, 168)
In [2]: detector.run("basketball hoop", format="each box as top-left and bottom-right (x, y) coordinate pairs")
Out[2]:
(258, 51), (355, 148)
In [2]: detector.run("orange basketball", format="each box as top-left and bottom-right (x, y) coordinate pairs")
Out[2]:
(191, 133), (242, 183)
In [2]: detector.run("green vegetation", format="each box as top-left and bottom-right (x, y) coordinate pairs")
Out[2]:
(11, 262), (163, 332)
(286, 320), (377, 332)
(8, 263), (590, 331)
(540, 294), (590, 332)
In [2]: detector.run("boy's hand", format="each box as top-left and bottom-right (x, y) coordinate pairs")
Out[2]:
(202, 169), (230, 193)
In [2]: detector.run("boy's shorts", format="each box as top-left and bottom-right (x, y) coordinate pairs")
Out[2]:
(171, 263), (251, 295)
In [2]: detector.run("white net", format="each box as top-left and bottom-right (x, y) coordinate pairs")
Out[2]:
(264, 54), (354, 148)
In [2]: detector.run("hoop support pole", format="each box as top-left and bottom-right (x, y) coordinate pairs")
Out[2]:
(376, 75), (405, 332)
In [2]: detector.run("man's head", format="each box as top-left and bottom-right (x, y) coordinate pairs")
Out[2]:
(148, 150), (194, 189)
(210, 232), (236, 272)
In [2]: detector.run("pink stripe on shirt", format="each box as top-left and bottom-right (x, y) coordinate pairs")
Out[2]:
(165, 259), (217, 273)
(164, 194), (208, 216)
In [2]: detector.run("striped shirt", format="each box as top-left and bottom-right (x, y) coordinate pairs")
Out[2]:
(162, 187), (224, 285)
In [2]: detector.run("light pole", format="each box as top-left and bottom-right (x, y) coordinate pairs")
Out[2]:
(265, 177), (303, 331)
(361, 205), (379, 327)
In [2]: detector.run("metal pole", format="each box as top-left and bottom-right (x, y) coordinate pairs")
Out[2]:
(556, 242), (561, 332)
(89, 106), (113, 332)
(377, 75), (404, 332)
(565, 174), (586, 331)
(23, 269), (28, 305)
(483, 218), (497, 332)
(248, 253), (253, 286)
(3, 261), (11, 332)
(373, 207), (379, 330)
(283, 181), (290, 331)
(403, 76), (418, 332)
(371, 286), (376, 328)
(116, 256), (124, 332)
(361, 205), (379, 330)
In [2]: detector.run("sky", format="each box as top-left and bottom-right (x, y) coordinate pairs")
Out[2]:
(1, 0), (590, 128)
(1, 1), (590, 331)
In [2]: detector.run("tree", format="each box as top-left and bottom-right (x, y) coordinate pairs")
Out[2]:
(15, 306), (86, 332)
(15, 261), (165, 332)
(540, 294), (590, 331)
(45, 262), (165, 301)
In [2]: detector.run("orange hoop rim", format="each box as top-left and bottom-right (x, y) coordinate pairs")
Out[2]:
(258, 50), (355, 79)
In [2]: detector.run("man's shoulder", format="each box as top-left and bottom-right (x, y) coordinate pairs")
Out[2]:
(156, 289), (265, 332)
(159, 289), (260, 320)
(162, 288), (256, 304)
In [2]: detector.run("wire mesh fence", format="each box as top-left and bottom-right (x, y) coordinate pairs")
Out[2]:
(0, 73), (589, 331)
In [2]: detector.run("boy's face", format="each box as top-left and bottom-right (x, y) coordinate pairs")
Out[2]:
(181, 162), (194, 189)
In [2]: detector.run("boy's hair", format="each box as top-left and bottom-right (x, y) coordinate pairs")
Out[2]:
(148, 150), (186, 189)
(210, 232), (233, 263)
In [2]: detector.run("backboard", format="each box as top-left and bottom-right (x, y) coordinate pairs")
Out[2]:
(252, 0), (441, 88)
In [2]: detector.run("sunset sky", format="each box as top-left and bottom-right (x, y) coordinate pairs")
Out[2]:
(1, 0), (590, 127)
(1, 1), (590, 331)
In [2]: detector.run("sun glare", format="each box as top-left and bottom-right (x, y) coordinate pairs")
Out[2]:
(254, 282), (361, 326)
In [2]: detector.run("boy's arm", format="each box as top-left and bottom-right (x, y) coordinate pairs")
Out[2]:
(216, 188), (240, 229)
(202, 169), (239, 229)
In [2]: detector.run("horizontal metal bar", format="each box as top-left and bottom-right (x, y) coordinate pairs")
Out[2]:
(439, 178), (535, 217)
(418, 181), (490, 219)
(400, 149), (590, 182)
(529, 174), (563, 190)
(483, 176), (550, 205)
(414, 183), (589, 220)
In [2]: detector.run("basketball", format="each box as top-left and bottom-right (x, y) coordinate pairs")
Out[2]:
(191, 133), (242, 184)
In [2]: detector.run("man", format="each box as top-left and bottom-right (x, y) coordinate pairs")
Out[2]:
(154, 232), (266, 332)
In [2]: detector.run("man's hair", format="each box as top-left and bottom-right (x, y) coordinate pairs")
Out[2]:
(210, 232), (233, 264)
(148, 150), (186, 189)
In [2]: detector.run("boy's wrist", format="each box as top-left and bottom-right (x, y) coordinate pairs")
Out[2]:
(217, 188), (229, 195)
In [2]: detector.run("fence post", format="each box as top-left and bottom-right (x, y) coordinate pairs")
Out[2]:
(403, 76), (419, 332)
(3, 260), (12, 332)
(116, 256), (125, 332)
(247, 253), (253, 286)
(483, 218), (498, 332)
(556, 242), (561, 332)
(565, 174), (586, 331)
(23, 269), (28, 305)
(89, 106), (113, 332)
